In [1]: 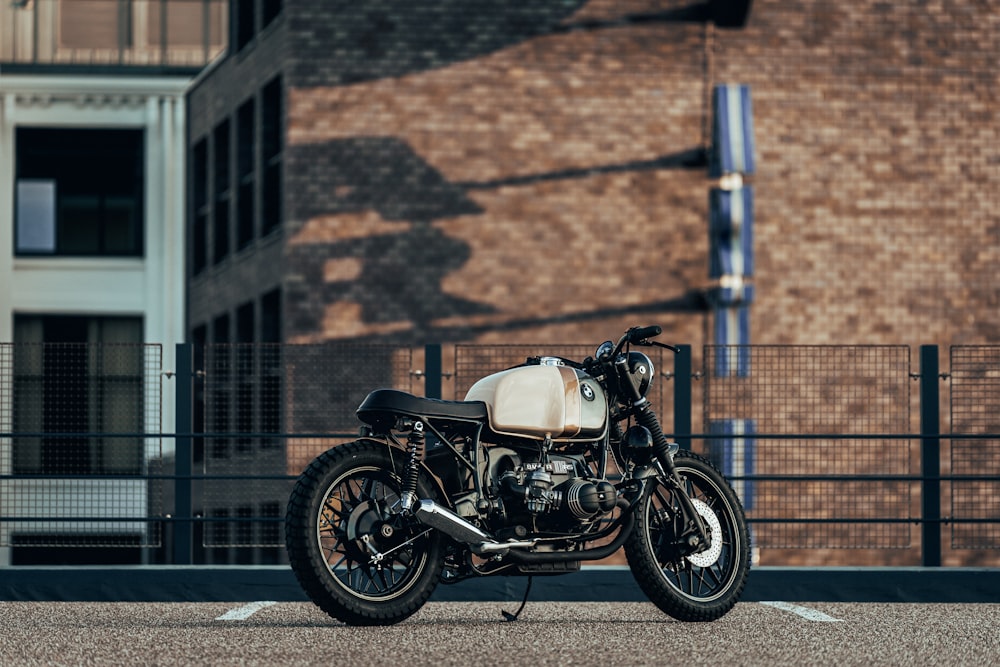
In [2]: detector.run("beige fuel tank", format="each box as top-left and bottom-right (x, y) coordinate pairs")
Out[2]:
(464, 363), (607, 442)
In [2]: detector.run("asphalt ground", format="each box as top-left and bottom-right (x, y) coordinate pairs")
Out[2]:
(0, 601), (997, 666)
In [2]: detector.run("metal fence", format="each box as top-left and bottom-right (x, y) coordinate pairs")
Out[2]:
(0, 341), (998, 567)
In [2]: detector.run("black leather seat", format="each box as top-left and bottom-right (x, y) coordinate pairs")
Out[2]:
(357, 389), (488, 423)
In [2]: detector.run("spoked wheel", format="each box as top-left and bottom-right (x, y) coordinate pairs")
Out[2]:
(625, 450), (751, 621)
(285, 440), (444, 626)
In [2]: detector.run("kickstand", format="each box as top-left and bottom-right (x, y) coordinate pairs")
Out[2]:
(501, 576), (533, 622)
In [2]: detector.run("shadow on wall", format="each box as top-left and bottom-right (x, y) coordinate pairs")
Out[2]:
(299, 0), (752, 85)
(285, 137), (708, 344)
(286, 138), (494, 339)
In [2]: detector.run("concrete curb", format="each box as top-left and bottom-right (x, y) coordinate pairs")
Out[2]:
(1, 566), (998, 603)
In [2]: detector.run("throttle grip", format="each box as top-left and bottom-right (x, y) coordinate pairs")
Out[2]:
(629, 325), (662, 342)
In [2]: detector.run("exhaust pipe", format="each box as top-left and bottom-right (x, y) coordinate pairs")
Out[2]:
(413, 499), (497, 547)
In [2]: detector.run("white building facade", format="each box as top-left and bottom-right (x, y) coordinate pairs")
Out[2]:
(0, 73), (190, 565)
(0, 0), (226, 565)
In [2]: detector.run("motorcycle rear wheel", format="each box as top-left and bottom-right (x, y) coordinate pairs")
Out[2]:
(625, 450), (751, 621)
(285, 439), (444, 626)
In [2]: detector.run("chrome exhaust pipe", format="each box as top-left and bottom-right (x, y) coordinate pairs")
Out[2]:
(413, 499), (498, 549)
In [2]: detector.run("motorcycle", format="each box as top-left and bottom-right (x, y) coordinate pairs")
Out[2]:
(285, 326), (751, 625)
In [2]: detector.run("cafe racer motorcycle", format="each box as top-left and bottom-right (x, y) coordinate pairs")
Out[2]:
(285, 326), (750, 625)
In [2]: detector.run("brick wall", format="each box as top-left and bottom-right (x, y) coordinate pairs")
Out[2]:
(713, 0), (999, 346)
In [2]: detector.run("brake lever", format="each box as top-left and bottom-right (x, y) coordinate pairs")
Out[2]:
(648, 341), (680, 353)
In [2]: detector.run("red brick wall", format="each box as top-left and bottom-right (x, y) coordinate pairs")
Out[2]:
(278, 0), (998, 351)
(282, 1), (712, 347)
(713, 0), (999, 346)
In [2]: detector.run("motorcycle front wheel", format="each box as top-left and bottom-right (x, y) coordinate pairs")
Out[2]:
(625, 450), (751, 622)
(285, 439), (444, 626)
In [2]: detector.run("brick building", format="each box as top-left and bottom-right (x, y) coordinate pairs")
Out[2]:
(187, 0), (998, 355)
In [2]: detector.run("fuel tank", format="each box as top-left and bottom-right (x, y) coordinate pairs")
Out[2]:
(464, 363), (607, 442)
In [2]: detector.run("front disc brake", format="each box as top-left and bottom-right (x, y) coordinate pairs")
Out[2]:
(685, 498), (723, 568)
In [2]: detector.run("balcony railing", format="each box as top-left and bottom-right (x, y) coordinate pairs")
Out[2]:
(1, 0), (227, 70)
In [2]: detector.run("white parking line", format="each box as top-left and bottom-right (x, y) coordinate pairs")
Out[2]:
(760, 601), (843, 622)
(216, 601), (278, 621)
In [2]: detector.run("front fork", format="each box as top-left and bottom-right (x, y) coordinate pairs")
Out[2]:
(632, 400), (712, 558)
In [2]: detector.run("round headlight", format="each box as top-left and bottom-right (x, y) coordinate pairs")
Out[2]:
(627, 352), (654, 398)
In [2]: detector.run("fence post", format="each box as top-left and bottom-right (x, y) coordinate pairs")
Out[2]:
(173, 343), (194, 565)
(920, 345), (942, 567)
(674, 344), (693, 450)
(424, 344), (442, 399)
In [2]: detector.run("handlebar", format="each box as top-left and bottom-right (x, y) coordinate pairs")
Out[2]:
(605, 325), (678, 362)
(627, 325), (662, 343)
(579, 325), (680, 373)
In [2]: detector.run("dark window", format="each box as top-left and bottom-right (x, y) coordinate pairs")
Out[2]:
(236, 301), (255, 344)
(210, 313), (231, 458)
(262, 0), (282, 29)
(261, 76), (282, 236)
(15, 128), (144, 257)
(192, 138), (209, 275)
(261, 287), (281, 344)
(236, 98), (256, 250)
(12, 315), (144, 476)
(235, 301), (255, 453)
(260, 288), (281, 449)
(213, 120), (231, 265)
(236, 0), (254, 51)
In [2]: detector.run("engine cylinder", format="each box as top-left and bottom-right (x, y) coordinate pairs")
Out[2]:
(554, 479), (618, 520)
(596, 481), (618, 512)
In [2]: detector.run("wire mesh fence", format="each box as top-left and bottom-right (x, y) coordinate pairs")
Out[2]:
(701, 345), (915, 550)
(949, 346), (1000, 551)
(0, 343), (163, 552)
(0, 341), (998, 565)
(197, 343), (414, 553)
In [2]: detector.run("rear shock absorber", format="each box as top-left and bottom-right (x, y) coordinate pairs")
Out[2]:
(401, 421), (425, 511)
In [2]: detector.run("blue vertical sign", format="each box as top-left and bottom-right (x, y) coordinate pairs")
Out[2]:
(708, 83), (755, 376)
(710, 84), (756, 178)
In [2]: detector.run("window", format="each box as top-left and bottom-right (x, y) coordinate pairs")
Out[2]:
(261, 287), (281, 343)
(16, 128), (144, 257)
(235, 0), (283, 52)
(210, 313), (231, 458)
(235, 301), (255, 453)
(192, 138), (209, 275)
(261, 76), (282, 236)
(147, 0), (228, 50)
(12, 315), (144, 475)
(236, 97), (256, 250)
(235, 0), (254, 51)
(262, 0), (283, 30)
(259, 288), (281, 448)
(213, 120), (231, 265)
(58, 0), (128, 50)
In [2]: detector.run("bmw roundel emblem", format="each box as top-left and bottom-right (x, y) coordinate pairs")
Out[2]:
(581, 384), (596, 401)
